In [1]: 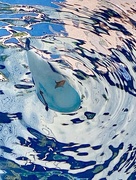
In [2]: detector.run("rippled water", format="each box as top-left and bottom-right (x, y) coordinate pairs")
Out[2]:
(0, 0), (136, 179)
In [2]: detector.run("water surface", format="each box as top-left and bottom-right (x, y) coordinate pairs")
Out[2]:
(0, 0), (136, 179)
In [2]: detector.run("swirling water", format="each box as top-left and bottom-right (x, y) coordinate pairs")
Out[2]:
(0, 0), (136, 179)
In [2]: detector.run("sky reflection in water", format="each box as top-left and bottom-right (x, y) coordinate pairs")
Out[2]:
(0, 0), (136, 179)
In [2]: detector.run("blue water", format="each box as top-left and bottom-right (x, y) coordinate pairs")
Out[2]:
(0, 0), (136, 179)
(0, 0), (61, 7)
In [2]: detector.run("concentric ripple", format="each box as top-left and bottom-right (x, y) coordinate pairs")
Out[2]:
(0, 0), (136, 179)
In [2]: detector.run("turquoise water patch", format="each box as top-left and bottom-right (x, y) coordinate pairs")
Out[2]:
(26, 47), (81, 112)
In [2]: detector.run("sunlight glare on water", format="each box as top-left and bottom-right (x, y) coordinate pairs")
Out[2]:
(0, 0), (136, 179)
